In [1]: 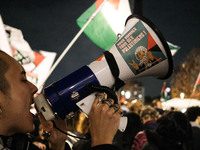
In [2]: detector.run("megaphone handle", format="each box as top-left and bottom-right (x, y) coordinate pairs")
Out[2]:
(104, 51), (125, 91)
(86, 83), (118, 104)
(119, 116), (127, 132)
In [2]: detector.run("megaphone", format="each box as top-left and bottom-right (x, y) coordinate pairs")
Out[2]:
(34, 14), (173, 132)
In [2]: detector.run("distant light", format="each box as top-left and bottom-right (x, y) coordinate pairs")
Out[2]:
(180, 92), (185, 99)
(181, 108), (187, 113)
(124, 101), (128, 104)
(125, 91), (131, 99)
(131, 99), (137, 103)
(134, 91), (138, 95)
(166, 87), (171, 93)
(138, 94), (142, 99)
(121, 90), (125, 96)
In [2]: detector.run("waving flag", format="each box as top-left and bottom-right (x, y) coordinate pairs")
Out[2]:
(192, 72), (200, 95)
(77, 0), (132, 50)
(0, 16), (56, 92)
(167, 42), (180, 56)
(197, 78), (200, 87)
(77, 1), (180, 55)
(160, 82), (167, 102)
(0, 15), (12, 55)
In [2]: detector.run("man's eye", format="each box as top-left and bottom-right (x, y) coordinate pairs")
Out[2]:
(22, 79), (28, 82)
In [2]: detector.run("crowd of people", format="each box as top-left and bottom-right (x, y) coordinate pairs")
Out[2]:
(0, 50), (200, 150)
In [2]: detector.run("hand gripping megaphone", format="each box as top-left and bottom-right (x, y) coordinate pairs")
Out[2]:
(34, 14), (173, 132)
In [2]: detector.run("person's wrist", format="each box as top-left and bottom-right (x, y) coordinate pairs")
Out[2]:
(91, 144), (119, 150)
(91, 136), (113, 147)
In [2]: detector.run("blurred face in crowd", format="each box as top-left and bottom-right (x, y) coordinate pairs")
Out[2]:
(156, 101), (163, 109)
(0, 52), (38, 136)
(197, 116), (200, 124)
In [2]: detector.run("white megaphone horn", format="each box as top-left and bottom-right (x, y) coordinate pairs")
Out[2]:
(34, 14), (173, 132)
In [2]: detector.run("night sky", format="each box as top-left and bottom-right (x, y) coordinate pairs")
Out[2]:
(0, 0), (200, 98)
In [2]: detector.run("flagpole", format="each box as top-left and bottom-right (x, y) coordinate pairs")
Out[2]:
(38, 0), (108, 93)
(191, 72), (200, 94)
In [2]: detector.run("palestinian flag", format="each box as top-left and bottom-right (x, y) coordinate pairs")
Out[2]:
(191, 72), (200, 96)
(0, 20), (57, 93)
(195, 73), (200, 88)
(160, 82), (167, 101)
(77, 0), (180, 55)
(197, 75), (200, 87)
(76, 0), (131, 50)
(167, 42), (180, 56)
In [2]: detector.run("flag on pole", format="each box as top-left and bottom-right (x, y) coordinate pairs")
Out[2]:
(5, 25), (57, 92)
(197, 78), (200, 87)
(0, 16), (56, 93)
(167, 42), (180, 56)
(192, 72), (200, 95)
(0, 15), (12, 55)
(76, 0), (132, 50)
(160, 81), (167, 102)
(77, 1), (180, 55)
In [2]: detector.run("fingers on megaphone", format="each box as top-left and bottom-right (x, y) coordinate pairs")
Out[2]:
(102, 99), (113, 107)
(95, 92), (106, 104)
(100, 98), (123, 117)
(94, 93), (122, 116)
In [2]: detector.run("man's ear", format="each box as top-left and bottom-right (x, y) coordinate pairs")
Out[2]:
(196, 116), (200, 124)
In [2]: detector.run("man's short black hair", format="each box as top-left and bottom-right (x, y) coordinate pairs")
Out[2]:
(185, 106), (200, 121)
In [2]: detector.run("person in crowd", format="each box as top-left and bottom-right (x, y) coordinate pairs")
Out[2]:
(128, 100), (144, 115)
(151, 99), (164, 115)
(132, 106), (159, 150)
(112, 112), (142, 150)
(120, 102), (130, 114)
(185, 106), (200, 150)
(65, 111), (89, 149)
(0, 50), (122, 150)
(31, 115), (50, 150)
(185, 106), (200, 127)
(141, 111), (193, 150)
(33, 122), (51, 150)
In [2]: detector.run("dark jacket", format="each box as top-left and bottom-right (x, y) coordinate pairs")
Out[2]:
(0, 134), (118, 150)
(113, 112), (142, 150)
(141, 130), (187, 150)
(0, 134), (40, 150)
(132, 120), (157, 150)
(191, 127), (200, 150)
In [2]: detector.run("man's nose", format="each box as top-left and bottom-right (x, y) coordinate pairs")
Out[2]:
(29, 81), (38, 94)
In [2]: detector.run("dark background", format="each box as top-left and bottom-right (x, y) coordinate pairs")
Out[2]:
(0, 0), (200, 99)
